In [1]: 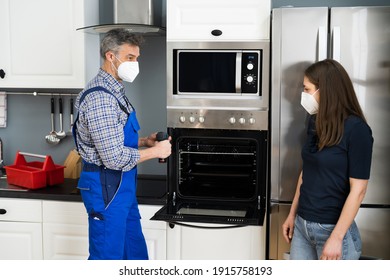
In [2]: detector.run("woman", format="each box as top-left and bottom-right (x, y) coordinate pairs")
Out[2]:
(282, 59), (373, 260)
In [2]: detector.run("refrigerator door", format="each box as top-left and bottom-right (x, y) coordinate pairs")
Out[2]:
(331, 7), (390, 205)
(268, 203), (292, 260)
(355, 207), (390, 259)
(271, 7), (329, 202)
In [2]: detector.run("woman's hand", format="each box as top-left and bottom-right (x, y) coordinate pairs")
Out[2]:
(320, 236), (342, 260)
(282, 214), (295, 244)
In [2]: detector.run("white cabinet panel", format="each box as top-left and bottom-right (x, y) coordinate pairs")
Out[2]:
(0, 198), (43, 260)
(0, 0), (99, 89)
(167, 0), (270, 41)
(140, 205), (167, 260)
(42, 223), (88, 260)
(41, 202), (167, 260)
(167, 223), (266, 260)
(0, 198), (42, 222)
(0, 222), (43, 260)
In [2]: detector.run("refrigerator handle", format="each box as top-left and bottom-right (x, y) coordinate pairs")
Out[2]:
(332, 26), (341, 62)
(317, 26), (327, 61)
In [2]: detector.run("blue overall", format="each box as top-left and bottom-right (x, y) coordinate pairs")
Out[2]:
(73, 86), (148, 260)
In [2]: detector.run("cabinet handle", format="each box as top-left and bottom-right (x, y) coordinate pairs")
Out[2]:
(0, 209), (6, 215)
(0, 69), (5, 79)
(211, 29), (223, 36)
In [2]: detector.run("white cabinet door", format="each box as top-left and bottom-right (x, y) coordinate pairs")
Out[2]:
(42, 200), (88, 260)
(41, 202), (167, 260)
(0, 222), (43, 260)
(0, 198), (43, 260)
(0, 0), (99, 89)
(140, 205), (167, 260)
(167, 0), (270, 41)
(167, 223), (266, 260)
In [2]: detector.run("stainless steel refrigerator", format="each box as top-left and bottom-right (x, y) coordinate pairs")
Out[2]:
(269, 6), (390, 260)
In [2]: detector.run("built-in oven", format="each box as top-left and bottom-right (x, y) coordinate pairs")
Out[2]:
(152, 128), (268, 225)
(152, 40), (269, 227)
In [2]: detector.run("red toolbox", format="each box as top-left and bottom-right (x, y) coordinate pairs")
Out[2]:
(4, 152), (65, 189)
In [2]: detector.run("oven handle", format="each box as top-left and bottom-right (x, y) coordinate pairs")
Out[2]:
(168, 221), (247, 229)
(235, 52), (242, 93)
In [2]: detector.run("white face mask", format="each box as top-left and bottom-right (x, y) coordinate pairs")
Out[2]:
(301, 89), (319, 115)
(112, 56), (139, 83)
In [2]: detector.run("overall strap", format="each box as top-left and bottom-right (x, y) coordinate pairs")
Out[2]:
(73, 86), (130, 152)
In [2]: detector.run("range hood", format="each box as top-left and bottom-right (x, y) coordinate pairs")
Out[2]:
(77, 0), (166, 36)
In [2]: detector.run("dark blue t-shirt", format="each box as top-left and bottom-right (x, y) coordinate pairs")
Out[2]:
(298, 115), (373, 224)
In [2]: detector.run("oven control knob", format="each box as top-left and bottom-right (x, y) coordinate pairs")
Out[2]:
(246, 75), (254, 83)
(249, 117), (256, 125)
(189, 116), (196, 123)
(239, 117), (246, 124)
(198, 116), (205, 123)
(179, 116), (186, 123)
(228, 117), (236, 124)
(247, 63), (254, 70)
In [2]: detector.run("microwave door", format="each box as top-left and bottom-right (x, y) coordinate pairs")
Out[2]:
(177, 51), (238, 95)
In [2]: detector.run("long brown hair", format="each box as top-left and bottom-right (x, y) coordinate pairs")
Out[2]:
(304, 59), (366, 150)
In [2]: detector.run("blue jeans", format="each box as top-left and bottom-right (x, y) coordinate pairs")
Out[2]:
(290, 215), (362, 260)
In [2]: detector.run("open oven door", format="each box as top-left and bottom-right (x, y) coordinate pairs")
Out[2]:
(151, 197), (266, 226)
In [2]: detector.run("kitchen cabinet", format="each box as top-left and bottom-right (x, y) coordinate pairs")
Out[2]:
(167, 0), (270, 41)
(0, 0), (99, 90)
(166, 223), (266, 260)
(42, 201), (167, 260)
(0, 198), (43, 260)
(42, 200), (89, 260)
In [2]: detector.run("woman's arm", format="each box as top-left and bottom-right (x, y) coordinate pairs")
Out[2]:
(282, 171), (303, 243)
(320, 178), (368, 260)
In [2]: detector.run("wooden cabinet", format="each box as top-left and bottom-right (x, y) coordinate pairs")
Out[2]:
(166, 222), (266, 260)
(167, 0), (271, 41)
(0, 198), (43, 260)
(0, 0), (99, 90)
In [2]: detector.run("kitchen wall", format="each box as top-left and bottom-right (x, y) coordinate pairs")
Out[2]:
(0, 34), (167, 175)
(1, 0), (388, 175)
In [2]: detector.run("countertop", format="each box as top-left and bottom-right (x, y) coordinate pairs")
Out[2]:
(0, 174), (167, 205)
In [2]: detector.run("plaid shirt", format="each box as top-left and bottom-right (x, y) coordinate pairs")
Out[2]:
(75, 69), (140, 171)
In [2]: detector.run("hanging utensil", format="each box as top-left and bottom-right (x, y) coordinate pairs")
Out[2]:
(66, 97), (74, 136)
(55, 97), (66, 139)
(45, 97), (60, 145)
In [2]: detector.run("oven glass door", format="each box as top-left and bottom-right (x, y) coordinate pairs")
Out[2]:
(151, 199), (266, 225)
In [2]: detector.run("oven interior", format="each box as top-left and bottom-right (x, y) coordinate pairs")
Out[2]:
(177, 137), (258, 200)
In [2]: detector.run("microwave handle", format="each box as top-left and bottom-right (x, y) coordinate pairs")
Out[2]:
(235, 52), (242, 93)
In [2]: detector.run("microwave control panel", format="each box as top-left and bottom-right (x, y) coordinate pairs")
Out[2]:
(241, 52), (261, 94)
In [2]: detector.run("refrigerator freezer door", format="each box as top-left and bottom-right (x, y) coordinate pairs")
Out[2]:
(331, 7), (390, 205)
(271, 7), (328, 202)
(355, 207), (390, 259)
(268, 203), (292, 260)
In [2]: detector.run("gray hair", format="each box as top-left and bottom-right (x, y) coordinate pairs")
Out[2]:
(100, 28), (144, 59)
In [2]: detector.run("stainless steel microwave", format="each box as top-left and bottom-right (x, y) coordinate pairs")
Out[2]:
(174, 49), (262, 96)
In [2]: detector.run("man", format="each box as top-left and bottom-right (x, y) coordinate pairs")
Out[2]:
(73, 28), (171, 260)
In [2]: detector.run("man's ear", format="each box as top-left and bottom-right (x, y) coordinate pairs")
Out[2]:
(105, 52), (114, 62)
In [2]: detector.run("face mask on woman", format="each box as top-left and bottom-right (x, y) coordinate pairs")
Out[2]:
(112, 56), (139, 83)
(301, 89), (319, 115)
